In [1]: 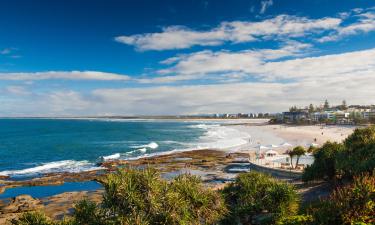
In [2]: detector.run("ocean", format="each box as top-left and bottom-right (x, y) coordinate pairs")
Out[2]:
(0, 118), (250, 179)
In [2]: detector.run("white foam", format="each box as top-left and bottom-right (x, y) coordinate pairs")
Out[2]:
(138, 148), (147, 153)
(131, 142), (159, 150)
(102, 153), (120, 161)
(124, 123), (252, 160)
(0, 160), (104, 177)
(191, 123), (251, 150)
(148, 142), (158, 149)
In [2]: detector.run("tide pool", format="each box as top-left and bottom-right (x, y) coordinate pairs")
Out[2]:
(0, 181), (102, 199)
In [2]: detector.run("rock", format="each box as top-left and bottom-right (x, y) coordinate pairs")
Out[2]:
(1, 195), (43, 214)
(0, 175), (10, 180)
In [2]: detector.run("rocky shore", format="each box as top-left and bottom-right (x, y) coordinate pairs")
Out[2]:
(0, 149), (251, 223)
(0, 148), (333, 224)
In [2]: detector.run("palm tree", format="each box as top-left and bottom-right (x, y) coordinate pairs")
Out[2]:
(287, 150), (295, 168)
(292, 146), (306, 169)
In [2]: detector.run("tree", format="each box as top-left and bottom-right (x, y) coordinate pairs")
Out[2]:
(308, 104), (315, 113)
(292, 146), (306, 169)
(302, 142), (344, 182)
(289, 106), (298, 112)
(337, 126), (375, 178)
(307, 145), (318, 154)
(323, 100), (330, 110)
(287, 150), (295, 168)
(341, 100), (348, 110)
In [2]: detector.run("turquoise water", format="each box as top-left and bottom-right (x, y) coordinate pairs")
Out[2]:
(0, 119), (209, 178)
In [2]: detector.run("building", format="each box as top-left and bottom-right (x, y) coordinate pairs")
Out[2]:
(362, 110), (375, 120)
(282, 111), (309, 123)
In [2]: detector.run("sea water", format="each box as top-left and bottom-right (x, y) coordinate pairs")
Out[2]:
(0, 118), (251, 179)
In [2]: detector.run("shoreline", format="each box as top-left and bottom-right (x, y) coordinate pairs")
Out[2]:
(0, 123), (357, 222)
(0, 122), (356, 188)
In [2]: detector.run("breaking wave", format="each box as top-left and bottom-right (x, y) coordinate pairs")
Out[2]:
(0, 160), (104, 177)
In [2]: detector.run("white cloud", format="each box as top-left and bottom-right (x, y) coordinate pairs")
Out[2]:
(3, 86), (30, 95)
(3, 74), (374, 116)
(0, 71), (131, 81)
(115, 15), (341, 50)
(153, 41), (312, 81)
(154, 45), (375, 84)
(318, 9), (375, 42)
(260, 0), (273, 14)
(2, 46), (375, 116)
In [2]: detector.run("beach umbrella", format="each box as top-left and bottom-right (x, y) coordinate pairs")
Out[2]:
(268, 144), (279, 148)
(257, 145), (268, 150)
(281, 142), (292, 147)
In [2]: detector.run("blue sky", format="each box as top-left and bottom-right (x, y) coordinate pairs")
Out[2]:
(1, 0), (375, 116)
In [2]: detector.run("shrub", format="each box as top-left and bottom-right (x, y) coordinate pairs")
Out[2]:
(276, 215), (313, 225)
(222, 171), (300, 225)
(11, 212), (53, 225)
(338, 126), (375, 178)
(307, 174), (375, 225)
(70, 199), (104, 225)
(82, 167), (226, 224)
(302, 142), (344, 182)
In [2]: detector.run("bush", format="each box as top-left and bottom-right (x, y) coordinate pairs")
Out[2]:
(337, 126), (375, 178)
(79, 168), (226, 224)
(11, 212), (54, 225)
(303, 126), (375, 182)
(302, 142), (344, 182)
(222, 171), (300, 225)
(70, 199), (103, 225)
(307, 174), (375, 225)
(276, 215), (313, 225)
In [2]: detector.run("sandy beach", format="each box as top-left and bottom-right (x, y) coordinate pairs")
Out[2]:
(258, 124), (355, 146)
(216, 121), (356, 155)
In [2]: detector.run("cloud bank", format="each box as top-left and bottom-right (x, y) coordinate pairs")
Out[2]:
(0, 71), (131, 81)
(2, 46), (375, 116)
(115, 15), (341, 51)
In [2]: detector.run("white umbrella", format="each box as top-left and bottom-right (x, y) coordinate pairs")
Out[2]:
(268, 144), (279, 148)
(280, 142), (292, 147)
(257, 145), (268, 150)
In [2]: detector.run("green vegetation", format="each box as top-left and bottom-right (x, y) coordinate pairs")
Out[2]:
(287, 146), (306, 169)
(276, 215), (313, 225)
(302, 141), (344, 182)
(79, 168), (226, 224)
(306, 174), (375, 225)
(222, 172), (299, 225)
(338, 126), (375, 178)
(11, 170), (375, 225)
(303, 126), (375, 182)
(11, 170), (299, 225)
(292, 146), (306, 169)
(11, 212), (53, 225)
(12, 167), (227, 225)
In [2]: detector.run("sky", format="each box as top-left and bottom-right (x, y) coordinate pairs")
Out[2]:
(1, 0), (375, 116)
